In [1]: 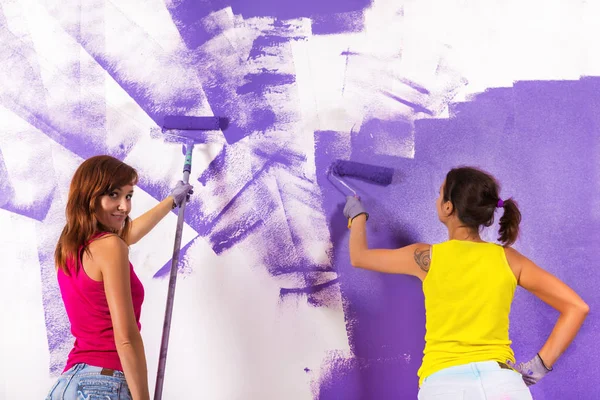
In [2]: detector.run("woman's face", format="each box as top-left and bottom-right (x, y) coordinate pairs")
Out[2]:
(95, 184), (134, 231)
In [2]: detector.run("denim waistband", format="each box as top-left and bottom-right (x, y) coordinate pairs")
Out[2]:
(66, 363), (125, 379)
(425, 361), (514, 383)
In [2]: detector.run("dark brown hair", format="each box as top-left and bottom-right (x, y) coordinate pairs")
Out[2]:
(54, 155), (138, 274)
(443, 167), (521, 246)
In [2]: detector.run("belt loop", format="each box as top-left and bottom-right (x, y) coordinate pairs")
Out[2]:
(497, 361), (511, 370)
(471, 362), (479, 377)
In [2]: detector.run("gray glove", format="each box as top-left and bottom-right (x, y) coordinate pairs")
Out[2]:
(508, 354), (552, 386)
(170, 180), (194, 208)
(343, 196), (368, 222)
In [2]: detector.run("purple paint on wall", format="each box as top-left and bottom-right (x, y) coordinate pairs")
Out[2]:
(230, 0), (373, 19)
(0, 149), (14, 208)
(249, 109), (277, 131)
(10, 3), (594, 395)
(383, 91), (434, 115)
(2, 0), (381, 376)
(164, 0), (230, 49)
(38, 241), (73, 375)
(315, 132), (426, 399)
(398, 78), (431, 95)
(315, 78), (600, 399)
(153, 236), (201, 279)
(312, 10), (365, 35)
(1, 188), (56, 221)
(351, 118), (413, 160)
(237, 73), (296, 95)
(167, 15), (305, 144)
(207, 149), (295, 224)
(280, 278), (340, 307)
(248, 35), (301, 60)
(209, 218), (265, 254)
(0, 23), (94, 161)
(199, 146), (228, 186)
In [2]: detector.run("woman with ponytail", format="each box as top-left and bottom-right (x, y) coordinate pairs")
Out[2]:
(343, 166), (589, 399)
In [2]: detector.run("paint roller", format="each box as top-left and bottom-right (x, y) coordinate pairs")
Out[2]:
(327, 159), (394, 227)
(154, 115), (223, 400)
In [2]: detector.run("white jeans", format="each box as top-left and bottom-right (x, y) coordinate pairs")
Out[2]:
(418, 361), (533, 400)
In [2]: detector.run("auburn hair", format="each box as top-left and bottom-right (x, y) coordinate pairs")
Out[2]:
(54, 155), (138, 274)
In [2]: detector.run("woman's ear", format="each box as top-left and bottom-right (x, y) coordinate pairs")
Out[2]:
(443, 201), (453, 216)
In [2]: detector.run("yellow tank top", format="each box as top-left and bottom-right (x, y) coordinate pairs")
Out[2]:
(417, 240), (517, 386)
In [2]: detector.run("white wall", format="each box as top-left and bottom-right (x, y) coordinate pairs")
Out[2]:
(1, 0), (597, 398)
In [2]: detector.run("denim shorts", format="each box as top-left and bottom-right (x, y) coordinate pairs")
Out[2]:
(45, 363), (132, 400)
(418, 361), (533, 400)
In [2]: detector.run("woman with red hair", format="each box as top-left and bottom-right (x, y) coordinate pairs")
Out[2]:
(45, 155), (192, 400)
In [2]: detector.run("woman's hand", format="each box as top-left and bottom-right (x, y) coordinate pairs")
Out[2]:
(170, 180), (194, 208)
(343, 196), (368, 223)
(508, 354), (552, 386)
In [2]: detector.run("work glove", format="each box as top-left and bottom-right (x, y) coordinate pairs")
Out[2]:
(343, 196), (368, 224)
(170, 180), (194, 208)
(507, 354), (552, 386)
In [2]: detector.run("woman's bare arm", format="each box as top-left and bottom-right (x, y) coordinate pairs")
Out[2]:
(349, 214), (430, 280)
(93, 235), (149, 400)
(506, 247), (589, 367)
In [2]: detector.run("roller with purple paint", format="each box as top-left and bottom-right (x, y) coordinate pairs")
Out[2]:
(154, 115), (224, 400)
(327, 159), (394, 195)
(327, 159), (394, 227)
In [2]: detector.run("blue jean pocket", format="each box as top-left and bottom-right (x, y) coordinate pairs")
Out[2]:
(76, 376), (120, 400)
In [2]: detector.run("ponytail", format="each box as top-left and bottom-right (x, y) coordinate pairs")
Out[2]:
(498, 198), (521, 246)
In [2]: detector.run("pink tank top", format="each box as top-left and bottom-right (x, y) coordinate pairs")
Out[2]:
(57, 232), (145, 372)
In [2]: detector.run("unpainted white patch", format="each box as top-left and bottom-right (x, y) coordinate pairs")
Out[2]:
(0, 105), (56, 209)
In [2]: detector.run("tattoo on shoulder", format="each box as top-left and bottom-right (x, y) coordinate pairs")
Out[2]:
(414, 247), (431, 272)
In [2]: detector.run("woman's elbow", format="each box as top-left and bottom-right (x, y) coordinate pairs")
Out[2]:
(567, 301), (590, 317)
(349, 254), (364, 268)
(114, 328), (142, 348)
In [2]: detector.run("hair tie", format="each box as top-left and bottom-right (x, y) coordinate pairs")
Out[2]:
(497, 199), (505, 208)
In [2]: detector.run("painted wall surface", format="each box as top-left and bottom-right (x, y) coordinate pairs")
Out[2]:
(0, 0), (598, 399)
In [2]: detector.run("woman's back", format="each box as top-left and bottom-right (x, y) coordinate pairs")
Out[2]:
(418, 240), (517, 385)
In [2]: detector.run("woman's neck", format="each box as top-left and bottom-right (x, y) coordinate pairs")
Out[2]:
(446, 222), (483, 242)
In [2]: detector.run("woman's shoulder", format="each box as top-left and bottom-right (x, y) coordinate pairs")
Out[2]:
(87, 232), (128, 254)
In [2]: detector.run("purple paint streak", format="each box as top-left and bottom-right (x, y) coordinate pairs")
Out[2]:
(0, 149), (14, 208)
(1, 187), (56, 221)
(280, 277), (340, 307)
(41, 0), (209, 145)
(209, 218), (264, 255)
(382, 91), (434, 115)
(339, 51), (431, 95)
(399, 78), (431, 95)
(164, 0), (231, 49)
(199, 146), (228, 186)
(248, 35), (299, 60)
(237, 73), (296, 95)
(206, 150), (293, 229)
(312, 11), (365, 35)
(315, 78), (600, 399)
(166, 9), (308, 145)
(340, 50), (361, 57)
(153, 237), (199, 279)
(38, 236), (73, 375)
(230, 0), (373, 19)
